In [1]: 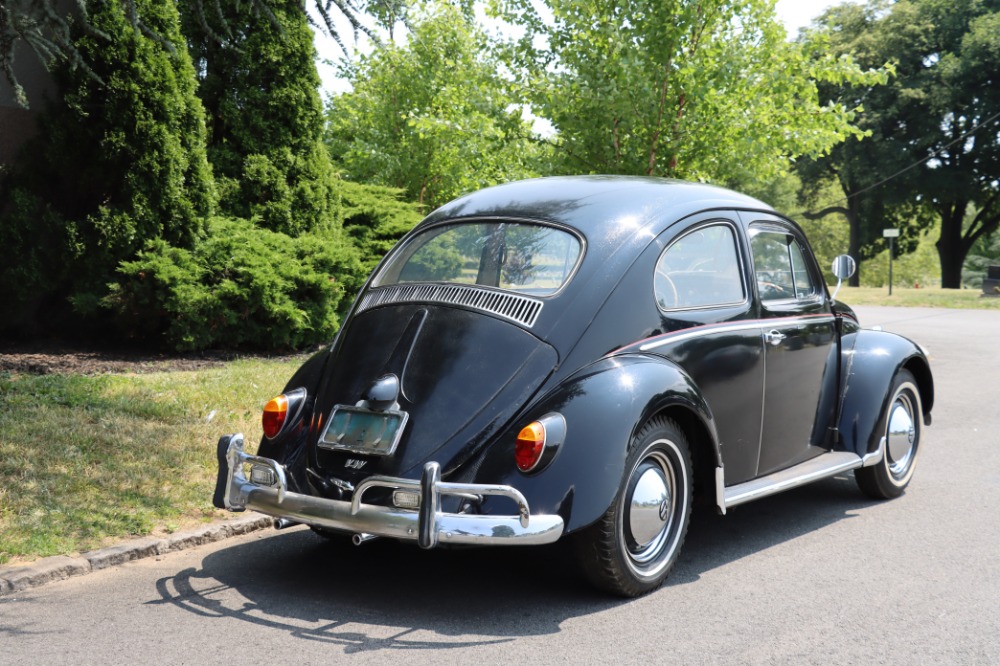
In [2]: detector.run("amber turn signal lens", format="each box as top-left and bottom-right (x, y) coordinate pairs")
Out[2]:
(515, 421), (546, 472)
(262, 395), (289, 439)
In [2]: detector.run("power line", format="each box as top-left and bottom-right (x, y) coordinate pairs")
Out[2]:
(804, 108), (1000, 216)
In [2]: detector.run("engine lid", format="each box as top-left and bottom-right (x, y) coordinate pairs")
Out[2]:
(309, 303), (558, 483)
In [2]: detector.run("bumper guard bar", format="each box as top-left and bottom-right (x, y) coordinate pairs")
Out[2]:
(214, 433), (564, 548)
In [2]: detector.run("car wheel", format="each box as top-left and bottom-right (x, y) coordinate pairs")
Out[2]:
(855, 369), (922, 499)
(574, 415), (693, 597)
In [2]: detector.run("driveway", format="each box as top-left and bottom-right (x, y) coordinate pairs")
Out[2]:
(1, 305), (997, 665)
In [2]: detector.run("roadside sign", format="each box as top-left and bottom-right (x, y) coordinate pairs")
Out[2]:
(883, 229), (899, 295)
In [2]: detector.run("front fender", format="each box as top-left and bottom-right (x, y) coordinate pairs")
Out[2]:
(471, 354), (718, 533)
(839, 329), (934, 457)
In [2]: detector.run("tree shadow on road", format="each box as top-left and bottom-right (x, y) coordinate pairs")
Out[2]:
(148, 473), (877, 653)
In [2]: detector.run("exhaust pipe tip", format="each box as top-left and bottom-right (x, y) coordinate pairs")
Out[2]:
(273, 518), (298, 530)
(352, 532), (377, 546)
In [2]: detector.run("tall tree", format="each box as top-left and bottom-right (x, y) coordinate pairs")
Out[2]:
(488, 0), (888, 188)
(0, 0), (385, 107)
(181, 0), (337, 235)
(795, 0), (934, 292)
(326, 1), (545, 209)
(0, 0), (214, 335)
(801, 0), (1000, 288)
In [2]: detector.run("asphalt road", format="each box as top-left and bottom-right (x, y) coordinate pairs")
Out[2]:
(3, 306), (998, 665)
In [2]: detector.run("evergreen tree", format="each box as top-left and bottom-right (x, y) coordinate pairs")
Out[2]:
(181, 0), (336, 234)
(0, 0), (215, 336)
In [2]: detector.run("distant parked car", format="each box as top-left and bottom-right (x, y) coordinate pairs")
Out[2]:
(214, 176), (933, 596)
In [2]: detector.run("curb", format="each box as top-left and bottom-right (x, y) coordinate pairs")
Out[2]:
(0, 514), (273, 597)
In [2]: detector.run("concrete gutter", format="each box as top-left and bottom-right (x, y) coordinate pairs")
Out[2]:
(0, 514), (273, 597)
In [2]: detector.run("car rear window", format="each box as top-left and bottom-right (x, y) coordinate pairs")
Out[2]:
(373, 222), (583, 296)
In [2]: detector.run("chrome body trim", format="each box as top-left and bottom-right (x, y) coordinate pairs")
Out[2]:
(723, 451), (864, 509)
(637, 315), (836, 353)
(640, 321), (764, 352)
(220, 434), (563, 547)
(357, 284), (544, 328)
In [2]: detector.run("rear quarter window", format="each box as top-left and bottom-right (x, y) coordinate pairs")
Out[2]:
(654, 224), (745, 310)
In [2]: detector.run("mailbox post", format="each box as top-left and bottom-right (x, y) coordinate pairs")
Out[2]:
(883, 228), (899, 295)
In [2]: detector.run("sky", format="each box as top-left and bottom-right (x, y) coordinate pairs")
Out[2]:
(315, 1), (851, 97)
(775, 0), (843, 34)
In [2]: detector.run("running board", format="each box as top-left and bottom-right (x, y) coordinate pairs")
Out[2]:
(718, 452), (865, 513)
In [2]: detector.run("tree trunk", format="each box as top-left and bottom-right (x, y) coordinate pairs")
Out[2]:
(936, 202), (968, 289)
(936, 226), (965, 289)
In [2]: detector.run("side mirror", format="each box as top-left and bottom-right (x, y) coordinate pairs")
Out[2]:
(830, 254), (856, 300)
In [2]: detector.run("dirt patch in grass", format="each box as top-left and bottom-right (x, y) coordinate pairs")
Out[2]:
(0, 342), (314, 376)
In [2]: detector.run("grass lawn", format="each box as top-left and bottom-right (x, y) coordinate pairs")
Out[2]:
(834, 286), (1000, 309)
(0, 355), (305, 566)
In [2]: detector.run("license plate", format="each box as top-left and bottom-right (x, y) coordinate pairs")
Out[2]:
(318, 405), (408, 456)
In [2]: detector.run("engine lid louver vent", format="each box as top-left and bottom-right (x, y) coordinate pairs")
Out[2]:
(357, 284), (544, 328)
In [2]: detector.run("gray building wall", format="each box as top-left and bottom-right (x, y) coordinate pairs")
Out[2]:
(0, 34), (61, 168)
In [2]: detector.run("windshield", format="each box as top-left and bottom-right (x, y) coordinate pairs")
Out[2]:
(373, 222), (583, 296)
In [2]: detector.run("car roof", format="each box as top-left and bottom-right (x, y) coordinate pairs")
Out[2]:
(419, 176), (777, 246)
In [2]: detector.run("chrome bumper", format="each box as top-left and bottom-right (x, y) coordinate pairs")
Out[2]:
(215, 434), (564, 548)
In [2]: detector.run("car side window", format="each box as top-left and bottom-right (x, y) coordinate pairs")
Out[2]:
(750, 228), (817, 302)
(655, 224), (745, 310)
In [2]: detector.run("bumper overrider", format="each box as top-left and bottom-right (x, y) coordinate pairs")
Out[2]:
(213, 434), (564, 548)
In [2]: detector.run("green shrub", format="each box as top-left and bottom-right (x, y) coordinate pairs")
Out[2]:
(337, 179), (424, 272)
(859, 222), (942, 289)
(963, 231), (1000, 289)
(104, 218), (362, 351)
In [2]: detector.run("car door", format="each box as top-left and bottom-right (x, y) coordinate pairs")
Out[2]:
(746, 219), (837, 476)
(647, 217), (765, 486)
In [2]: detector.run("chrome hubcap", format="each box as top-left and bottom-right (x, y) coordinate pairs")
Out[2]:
(886, 392), (917, 478)
(622, 448), (679, 571)
(628, 466), (671, 550)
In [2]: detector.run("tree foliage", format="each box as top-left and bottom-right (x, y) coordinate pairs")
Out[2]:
(0, 0), (215, 335)
(181, 0), (338, 235)
(488, 0), (888, 187)
(800, 0), (1000, 288)
(326, 1), (545, 209)
(0, 0), (396, 108)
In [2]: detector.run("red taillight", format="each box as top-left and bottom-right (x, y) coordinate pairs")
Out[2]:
(262, 395), (289, 439)
(515, 421), (546, 472)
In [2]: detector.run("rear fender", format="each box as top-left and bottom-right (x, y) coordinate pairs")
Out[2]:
(472, 354), (718, 533)
(256, 348), (332, 487)
(838, 330), (934, 457)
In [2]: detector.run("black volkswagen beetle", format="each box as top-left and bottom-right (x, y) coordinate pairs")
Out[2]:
(214, 176), (933, 597)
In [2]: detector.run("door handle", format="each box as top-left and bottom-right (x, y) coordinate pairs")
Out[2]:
(766, 329), (787, 346)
